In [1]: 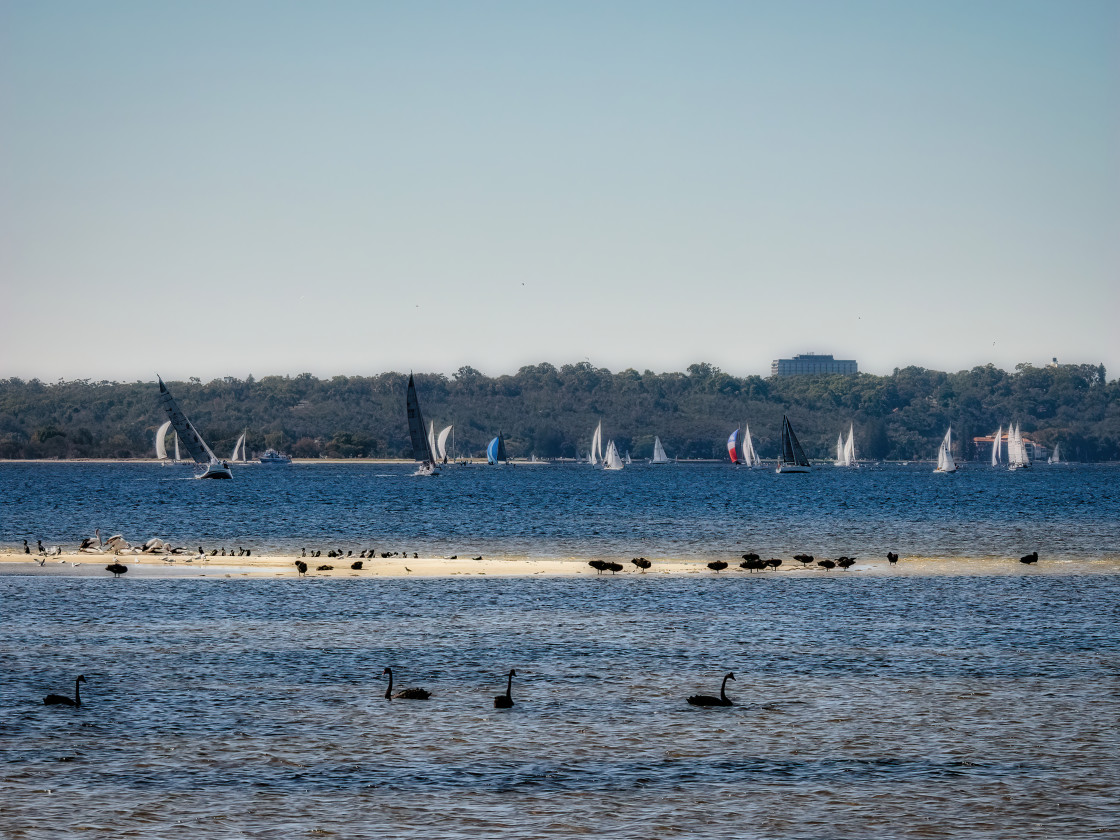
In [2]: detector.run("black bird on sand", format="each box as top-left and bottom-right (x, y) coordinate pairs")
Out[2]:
(295, 560), (308, 576)
(317, 564), (333, 571)
(739, 557), (764, 572)
(105, 563), (128, 578)
(605, 561), (624, 574)
(631, 557), (652, 571)
(44, 675), (86, 707)
(707, 560), (729, 573)
(351, 560), (363, 570)
(1020, 551), (1039, 564)
(23, 539), (30, 554)
(887, 552), (899, 564)
(794, 554), (814, 566)
(817, 559), (836, 570)
(687, 672), (735, 707)
(766, 558), (783, 570)
(588, 559), (609, 574)
(741, 552), (760, 563)
(494, 669), (517, 708)
(382, 667), (430, 700)
(836, 557), (856, 570)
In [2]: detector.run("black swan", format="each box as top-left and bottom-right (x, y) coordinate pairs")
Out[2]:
(687, 672), (734, 707)
(317, 564), (334, 571)
(887, 552), (899, 564)
(740, 557), (764, 572)
(105, 563), (128, 578)
(631, 557), (652, 571)
(588, 560), (609, 574)
(817, 559), (836, 570)
(44, 675), (86, 707)
(765, 558), (782, 570)
(382, 667), (430, 700)
(294, 561), (308, 576)
(741, 552), (760, 562)
(1020, 551), (1039, 564)
(494, 669), (517, 708)
(351, 560), (363, 570)
(793, 554), (814, 566)
(605, 561), (623, 574)
(836, 557), (856, 570)
(707, 560), (728, 573)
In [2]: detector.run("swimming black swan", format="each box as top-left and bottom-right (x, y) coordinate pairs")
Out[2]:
(494, 669), (517, 708)
(44, 675), (86, 707)
(105, 563), (128, 578)
(1020, 551), (1039, 564)
(707, 560), (728, 573)
(687, 672), (735, 707)
(631, 557), (651, 571)
(382, 667), (430, 700)
(887, 551), (899, 564)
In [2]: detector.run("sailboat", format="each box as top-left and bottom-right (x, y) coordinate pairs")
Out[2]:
(991, 426), (1002, 467)
(487, 431), (508, 465)
(603, 440), (624, 470)
(588, 421), (603, 466)
(436, 425), (453, 463)
(934, 426), (957, 473)
(1007, 422), (1031, 470)
(776, 416), (811, 473)
(742, 424), (762, 467)
(624, 451), (632, 465)
(835, 433), (845, 467)
(406, 373), (439, 476)
(1048, 443), (1061, 464)
(650, 436), (670, 465)
(843, 424), (856, 467)
(157, 376), (232, 479)
(727, 428), (740, 464)
(230, 431), (248, 463)
(155, 420), (173, 460)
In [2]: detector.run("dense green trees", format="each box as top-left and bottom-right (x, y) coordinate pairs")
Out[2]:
(1, 362), (1116, 461)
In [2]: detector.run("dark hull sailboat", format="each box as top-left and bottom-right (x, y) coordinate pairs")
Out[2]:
(157, 377), (232, 479)
(776, 415), (811, 474)
(406, 374), (440, 476)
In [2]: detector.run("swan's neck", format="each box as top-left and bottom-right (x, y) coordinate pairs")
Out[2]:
(505, 672), (514, 698)
(74, 678), (82, 707)
(720, 676), (730, 700)
(384, 671), (392, 699)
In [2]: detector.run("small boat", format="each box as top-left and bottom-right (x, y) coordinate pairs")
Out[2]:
(155, 420), (172, 460)
(835, 423), (857, 467)
(776, 416), (811, 473)
(603, 440), (624, 470)
(742, 424), (761, 467)
(1007, 422), (1031, 470)
(934, 426), (957, 473)
(991, 426), (1003, 467)
(230, 431), (248, 463)
(406, 373), (439, 476)
(436, 425), (454, 463)
(487, 431), (508, 465)
(259, 449), (292, 464)
(624, 451), (632, 465)
(1048, 443), (1061, 464)
(157, 377), (232, 479)
(650, 436), (670, 465)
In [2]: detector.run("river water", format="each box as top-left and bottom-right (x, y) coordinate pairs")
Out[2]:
(2, 462), (1118, 837)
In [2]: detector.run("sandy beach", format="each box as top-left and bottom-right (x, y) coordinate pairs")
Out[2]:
(3, 549), (1118, 579)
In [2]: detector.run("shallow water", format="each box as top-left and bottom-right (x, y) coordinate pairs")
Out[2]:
(2, 574), (1118, 838)
(2, 461), (1118, 560)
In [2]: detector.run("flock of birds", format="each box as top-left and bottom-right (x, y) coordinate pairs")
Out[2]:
(42, 667), (732, 710)
(589, 551), (1042, 575)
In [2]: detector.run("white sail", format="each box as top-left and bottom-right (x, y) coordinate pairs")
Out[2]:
(155, 420), (172, 460)
(427, 422), (438, 464)
(651, 436), (669, 464)
(843, 424), (856, 466)
(604, 440), (624, 470)
(935, 426), (956, 473)
(231, 432), (246, 462)
(590, 421), (602, 466)
(436, 425), (453, 462)
(1048, 443), (1060, 464)
(1008, 422), (1030, 469)
(743, 424), (761, 467)
(835, 434), (845, 466)
(992, 426), (1002, 466)
(624, 451), (632, 465)
(174, 434), (180, 462)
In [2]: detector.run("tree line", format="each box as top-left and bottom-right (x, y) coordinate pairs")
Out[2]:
(0, 361), (1115, 462)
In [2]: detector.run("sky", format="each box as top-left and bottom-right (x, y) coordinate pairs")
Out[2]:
(1, 0), (1117, 382)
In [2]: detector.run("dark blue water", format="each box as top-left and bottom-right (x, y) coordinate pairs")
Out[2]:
(2, 575), (1118, 838)
(2, 461), (1118, 560)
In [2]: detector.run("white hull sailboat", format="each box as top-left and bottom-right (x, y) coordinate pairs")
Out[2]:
(157, 377), (232, 479)
(1048, 443), (1061, 464)
(603, 440), (624, 470)
(650, 436), (670, 465)
(406, 373), (440, 476)
(835, 424), (856, 467)
(776, 416), (811, 473)
(1007, 422), (1030, 470)
(935, 426), (957, 473)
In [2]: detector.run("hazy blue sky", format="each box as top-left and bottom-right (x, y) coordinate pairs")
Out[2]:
(2, 1), (1117, 381)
